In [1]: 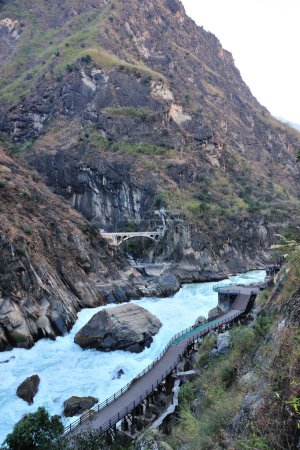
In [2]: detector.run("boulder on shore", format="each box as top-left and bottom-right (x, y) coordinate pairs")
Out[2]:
(211, 331), (230, 355)
(194, 316), (206, 326)
(16, 374), (40, 404)
(63, 396), (98, 417)
(74, 303), (162, 353)
(208, 305), (223, 320)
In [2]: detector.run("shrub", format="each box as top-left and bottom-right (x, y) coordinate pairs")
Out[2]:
(186, 199), (201, 215)
(220, 364), (238, 388)
(179, 382), (196, 406)
(110, 141), (168, 156)
(80, 54), (92, 64)
(124, 220), (136, 232)
(196, 334), (217, 367)
(15, 245), (26, 256)
(23, 224), (33, 235)
(66, 64), (74, 73)
(0, 180), (8, 188)
(199, 201), (210, 213)
(2, 407), (64, 450)
(9, 140), (34, 155)
(142, 74), (152, 84)
(19, 188), (31, 198)
(237, 432), (270, 449)
(153, 192), (167, 208)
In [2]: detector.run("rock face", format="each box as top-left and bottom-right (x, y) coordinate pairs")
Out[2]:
(0, 18), (21, 66)
(0, 147), (147, 351)
(16, 375), (40, 404)
(134, 430), (174, 450)
(211, 331), (230, 355)
(208, 306), (223, 320)
(74, 303), (162, 353)
(111, 366), (125, 380)
(0, 0), (299, 348)
(63, 396), (98, 417)
(156, 274), (180, 297)
(0, 0), (298, 249)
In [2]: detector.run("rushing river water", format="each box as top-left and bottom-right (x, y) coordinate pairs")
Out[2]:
(0, 270), (265, 443)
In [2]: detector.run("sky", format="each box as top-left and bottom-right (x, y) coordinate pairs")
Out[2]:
(181, 0), (300, 125)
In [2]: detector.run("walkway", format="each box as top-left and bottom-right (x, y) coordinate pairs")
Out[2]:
(65, 286), (259, 438)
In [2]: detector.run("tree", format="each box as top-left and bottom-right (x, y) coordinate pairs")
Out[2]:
(2, 407), (64, 450)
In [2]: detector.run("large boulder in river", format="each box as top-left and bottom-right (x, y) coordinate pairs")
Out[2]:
(63, 396), (98, 417)
(74, 303), (162, 353)
(16, 374), (40, 404)
(157, 273), (180, 297)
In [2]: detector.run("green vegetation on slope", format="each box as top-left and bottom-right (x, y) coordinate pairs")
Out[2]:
(102, 106), (155, 120)
(0, 0), (164, 105)
(167, 318), (272, 449)
(78, 126), (171, 157)
(163, 229), (300, 449)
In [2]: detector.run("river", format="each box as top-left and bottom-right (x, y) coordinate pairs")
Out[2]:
(0, 270), (265, 443)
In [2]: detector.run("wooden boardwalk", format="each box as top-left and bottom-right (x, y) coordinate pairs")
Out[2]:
(65, 286), (258, 437)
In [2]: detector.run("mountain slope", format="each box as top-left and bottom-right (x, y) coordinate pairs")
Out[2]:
(0, 142), (145, 350)
(0, 0), (299, 275)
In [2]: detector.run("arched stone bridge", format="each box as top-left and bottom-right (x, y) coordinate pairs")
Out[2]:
(101, 229), (165, 247)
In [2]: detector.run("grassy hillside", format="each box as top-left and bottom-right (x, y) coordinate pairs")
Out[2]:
(0, 0), (299, 258)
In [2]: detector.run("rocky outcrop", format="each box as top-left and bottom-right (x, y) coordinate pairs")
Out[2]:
(16, 375), (40, 404)
(208, 306), (223, 320)
(0, 18), (21, 66)
(74, 303), (162, 353)
(111, 366), (125, 380)
(156, 274), (180, 297)
(0, 0), (299, 348)
(0, 0), (298, 266)
(63, 396), (98, 417)
(134, 430), (174, 450)
(0, 146), (141, 351)
(211, 331), (230, 355)
(194, 316), (206, 326)
(29, 151), (154, 231)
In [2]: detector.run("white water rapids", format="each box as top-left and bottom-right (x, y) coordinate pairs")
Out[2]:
(0, 270), (265, 443)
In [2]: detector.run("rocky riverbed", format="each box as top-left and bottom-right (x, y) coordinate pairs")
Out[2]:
(0, 270), (265, 443)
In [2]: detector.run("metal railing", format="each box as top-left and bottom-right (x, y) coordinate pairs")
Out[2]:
(64, 299), (250, 436)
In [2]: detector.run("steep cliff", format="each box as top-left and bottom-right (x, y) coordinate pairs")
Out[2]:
(0, 1), (298, 252)
(0, 143), (145, 350)
(0, 1), (299, 303)
(155, 245), (300, 450)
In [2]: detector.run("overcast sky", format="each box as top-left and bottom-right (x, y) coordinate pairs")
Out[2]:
(181, 0), (300, 125)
